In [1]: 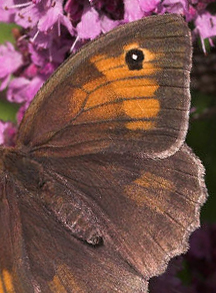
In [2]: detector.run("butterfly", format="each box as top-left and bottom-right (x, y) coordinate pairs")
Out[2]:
(0, 14), (207, 292)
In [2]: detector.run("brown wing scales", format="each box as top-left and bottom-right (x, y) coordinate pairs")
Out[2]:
(35, 144), (207, 280)
(17, 14), (191, 158)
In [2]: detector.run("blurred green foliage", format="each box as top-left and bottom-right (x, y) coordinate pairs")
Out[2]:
(0, 97), (19, 122)
(187, 91), (216, 223)
(0, 22), (18, 44)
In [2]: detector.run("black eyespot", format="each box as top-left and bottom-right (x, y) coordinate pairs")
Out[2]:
(125, 49), (144, 71)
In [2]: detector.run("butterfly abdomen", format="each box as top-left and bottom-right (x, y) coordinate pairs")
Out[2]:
(31, 173), (104, 246)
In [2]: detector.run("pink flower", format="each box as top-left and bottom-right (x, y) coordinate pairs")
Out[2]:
(161, 0), (195, 21)
(76, 4), (120, 40)
(100, 15), (120, 33)
(124, 0), (160, 21)
(138, 0), (161, 13)
(76, 5), (101, 40)
(0, 121), (8, 145)
(0, 42), (23, 90)
(194, 12), (216, 53)
(7, 75), (45, 104)
(37, 0), (74, 36)
(13, 0), (45, 29)
(0, 120), (16, 146)
(0, 0), (15, 22)
(16, 103), (29, 124)
(124, 0), (144, 22)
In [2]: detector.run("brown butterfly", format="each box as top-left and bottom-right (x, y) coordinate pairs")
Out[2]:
(0, 14), (207, 292)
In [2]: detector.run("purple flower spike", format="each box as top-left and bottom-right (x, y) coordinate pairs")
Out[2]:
(37, 0), (74, 36)
(0, 120), (16, 146)
(7, 75), (45, 104)
(100, 14), (120, 33)
(124, 0), (160, 22)
(0, 0), (15, 22)
(124, 0), (144, 22)
(138, 0), (161, 13)
(195, 12), (216, 53)
(76, 5), (101, 40)
(0, 42), (23, 91)
(0, 121), (8, 145)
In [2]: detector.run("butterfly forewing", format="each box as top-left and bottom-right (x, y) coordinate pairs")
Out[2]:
(17, 14), (191, 159)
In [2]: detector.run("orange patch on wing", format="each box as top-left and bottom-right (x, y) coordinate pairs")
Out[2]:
(84, 84), (116, 109)
(79, 43), (162, 126)
(49, 275), (68, 293)
(113, 79), (158, 98)
(126, 121), (156, 130)
(124, 43), (160, 63)
(85, 43), (161, 112)
(91, 49), (159, 76)
(90, 43), (161, 77)
(91, 55), (125, 72)
(123, 98), (160, 119)
(77, 97), (159, 125)
(84, 79), (158, 109)
(90, 53), (106, 64)
(69, 88), (87, 115)
(82, 76), (107, 92)
(75, 102), (122, 123)
(0, 270), (14, 293)
(77, 97), (159, 128)
(103, 65), (157, 79)
(125, 172), (175, 207)
(136, 172), (174, 190)
(49, 265), (85, 293)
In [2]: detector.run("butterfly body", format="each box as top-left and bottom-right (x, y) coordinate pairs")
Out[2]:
(0, 14), (207, 292)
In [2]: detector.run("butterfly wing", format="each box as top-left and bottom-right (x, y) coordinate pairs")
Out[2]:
(0, 176), (35, 293)
(16, 14), (191, 159)
(0, 175), (147, 292)
(0, 145), (207, 292)
(35, 144), (207, 281)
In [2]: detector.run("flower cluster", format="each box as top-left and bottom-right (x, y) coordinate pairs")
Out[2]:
(0, 0), (215, 144)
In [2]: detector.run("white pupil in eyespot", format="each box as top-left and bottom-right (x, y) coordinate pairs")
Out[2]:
(132, 53), (138, 60)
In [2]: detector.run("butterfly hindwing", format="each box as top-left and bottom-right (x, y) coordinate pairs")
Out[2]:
(17, 14), (191, 158)
(33, 144), (207, 281)
(0, 144), (206, 292)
